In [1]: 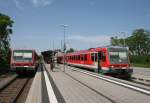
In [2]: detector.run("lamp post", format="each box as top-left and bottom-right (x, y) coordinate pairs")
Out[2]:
(121, 32), (126, 47)
(60, 24), (68, 71)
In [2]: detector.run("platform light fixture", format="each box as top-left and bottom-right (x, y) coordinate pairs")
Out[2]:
(60, 24), (68, 72)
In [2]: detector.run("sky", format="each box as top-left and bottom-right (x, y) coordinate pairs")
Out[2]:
(0, 0), (150, 53)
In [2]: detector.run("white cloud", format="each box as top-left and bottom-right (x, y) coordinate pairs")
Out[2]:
(31, 0), (54, 7)
(68, 34), (111, 47)
(13, 0), (23, 10)
(13, 0), (54, 9)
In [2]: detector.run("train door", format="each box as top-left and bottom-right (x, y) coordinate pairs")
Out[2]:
(91, 52), (103, 72)
(97, 52), (102, 73)
(91, 52), (98, 68)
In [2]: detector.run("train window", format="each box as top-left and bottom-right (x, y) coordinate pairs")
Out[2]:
(84, 54), (87, 61)
(102, 53), (106, 61)
(91, 53), (94, 61)
(81, 57), (83, 61)
(91, 53), (98, 62)
(81, 55), (84, 61)
(78, 55), (80, 60)
(13, 51), (32, 62)
(66, 56), (68, 60)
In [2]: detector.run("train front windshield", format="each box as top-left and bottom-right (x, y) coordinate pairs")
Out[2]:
(13, 51), (33, 62)
(108, 48), (129, 64)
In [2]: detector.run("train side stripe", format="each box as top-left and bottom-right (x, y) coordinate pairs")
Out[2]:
(67, 62), (109, 70)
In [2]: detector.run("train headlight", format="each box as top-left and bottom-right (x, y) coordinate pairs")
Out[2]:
(111, 65), (114, 68)
(109, 65), (114, 69)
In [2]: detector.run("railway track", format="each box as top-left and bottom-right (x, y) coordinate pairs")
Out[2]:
(0, 76), (32, 103)
(130, 77), (150, 87)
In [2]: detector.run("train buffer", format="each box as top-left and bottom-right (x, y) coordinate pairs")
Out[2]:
(24, 63), (150, 103)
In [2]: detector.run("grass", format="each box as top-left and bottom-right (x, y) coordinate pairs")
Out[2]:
(130, 55), (150, 68)
(131, 63), (150, 68)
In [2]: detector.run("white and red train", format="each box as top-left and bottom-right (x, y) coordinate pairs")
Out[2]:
(10, 49), (39, 74)
(57, 46), (133, 78)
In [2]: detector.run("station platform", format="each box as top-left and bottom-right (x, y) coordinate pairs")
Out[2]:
(25, 65), (43, 103)
(25, 64), (150, 103)
(45, 64), (112, 103)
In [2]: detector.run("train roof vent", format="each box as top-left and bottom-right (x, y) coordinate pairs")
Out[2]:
(88, 48), (95, 50)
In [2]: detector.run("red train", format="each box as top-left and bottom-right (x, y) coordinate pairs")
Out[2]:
(10, 49), (39, 74)
(57, 46), (133, 78)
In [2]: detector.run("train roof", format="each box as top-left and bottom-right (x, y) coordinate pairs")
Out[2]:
(96, 45), (128, 49)
(66, 46), (128, 56)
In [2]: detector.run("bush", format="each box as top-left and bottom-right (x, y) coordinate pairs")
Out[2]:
(130, 55), (150, 67)
(0, 63), (10, 75)
(0, 49), (10, 74)
(130, 55), (150, 63)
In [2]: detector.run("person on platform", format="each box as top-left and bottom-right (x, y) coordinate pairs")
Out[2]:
(50, 58), (54, 71)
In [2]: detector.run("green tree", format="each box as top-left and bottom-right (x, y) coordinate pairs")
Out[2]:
(110, 28), (150, 56)
(129, 28), (150, 55)
(111, 36), (118, 46)
(66, 48), (76, 53)
(0, 13), (14, 64)
(110, 36), (124, 46)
